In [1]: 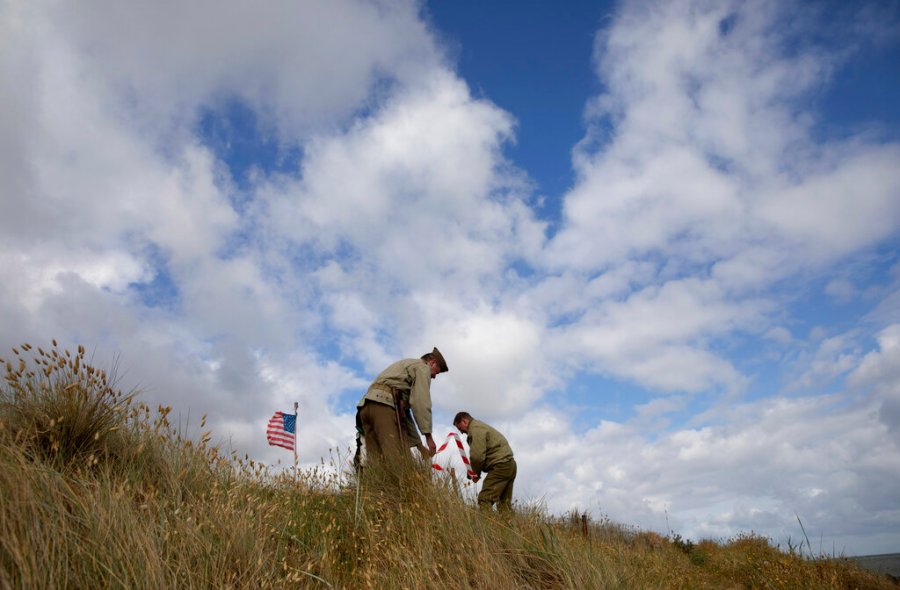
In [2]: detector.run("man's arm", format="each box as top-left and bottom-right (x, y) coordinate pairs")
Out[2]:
(408, 362), (435, 453)
(402, 411), (435, 456)
(468, 425), (486, 474)
(403, 412), (421, 448)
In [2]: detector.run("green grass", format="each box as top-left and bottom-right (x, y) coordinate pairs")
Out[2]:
(1, 342), (895, 589)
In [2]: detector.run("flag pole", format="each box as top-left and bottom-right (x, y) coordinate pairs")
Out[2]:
(293, 401), (299, 482)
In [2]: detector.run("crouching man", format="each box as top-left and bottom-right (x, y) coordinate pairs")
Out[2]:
(453, 411), (517, 512)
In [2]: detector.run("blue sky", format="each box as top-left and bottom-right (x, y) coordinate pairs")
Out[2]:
(427, 1), (605, 207)
(1, 0), (899, 556)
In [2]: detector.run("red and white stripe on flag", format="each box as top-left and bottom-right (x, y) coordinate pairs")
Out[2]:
(266, 411), (296, 451)
(431, 432), (477, 478)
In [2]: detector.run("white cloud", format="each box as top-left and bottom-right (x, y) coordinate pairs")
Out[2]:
(550, 0), (900, 279)
(850, 324), (900, 388)
(782, 330), (863, 392)
(555, 277), (761, 393)
(429, 306), (549, 416)
(535, 0), (900, 397)
(848, 324), (900, 447)
(49, 0), (440, 139)
(262, 69), (538, 285)
(512, 386), (899, 555)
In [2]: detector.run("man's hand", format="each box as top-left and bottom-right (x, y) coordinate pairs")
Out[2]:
(425, 433), (436, 455)
(471, 475), (480, 483)
(415, 443), (431, 458)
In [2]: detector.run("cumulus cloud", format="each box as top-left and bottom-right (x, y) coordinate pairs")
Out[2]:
(0, 0), (545, 466)
(510, 381), (899, 555)
(849, 325), (900, 446)
(50, 0), (440, 139)
(495, 0), (900, 554)
(538, 0), (900, 396)
(261, 68), (540, 290)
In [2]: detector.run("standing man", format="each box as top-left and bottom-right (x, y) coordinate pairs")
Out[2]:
(453, 411), (517, 512)
(357, 347), (448, 468)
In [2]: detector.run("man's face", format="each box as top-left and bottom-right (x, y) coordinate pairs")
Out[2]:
(455, 418), (470, 433)
(428, 358), (440, 378)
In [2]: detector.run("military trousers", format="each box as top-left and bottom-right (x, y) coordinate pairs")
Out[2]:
(358, 400), (407, 466)
(477, 458), (517, 511)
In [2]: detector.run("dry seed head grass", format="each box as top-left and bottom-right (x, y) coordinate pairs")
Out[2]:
(0, 342), (139, 470)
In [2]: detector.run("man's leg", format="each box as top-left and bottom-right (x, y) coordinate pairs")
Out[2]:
(476, 479), (497, 510)
(358, 402), (382, 461)
(477, 460), (516, 510)
(497, 459), (517, 512)
(359, 401), (408, 474)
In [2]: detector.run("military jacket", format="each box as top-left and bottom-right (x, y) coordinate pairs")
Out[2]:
(465, 419), (513, 474)
(357, 358), (433, 440)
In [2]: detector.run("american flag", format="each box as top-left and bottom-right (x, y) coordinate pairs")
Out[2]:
(266, 411), (296, 451)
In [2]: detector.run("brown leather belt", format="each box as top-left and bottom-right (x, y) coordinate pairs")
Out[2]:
(370, 382), (408, 411)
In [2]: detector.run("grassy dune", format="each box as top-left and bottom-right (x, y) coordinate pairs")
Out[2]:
(0, 342), (895, 589)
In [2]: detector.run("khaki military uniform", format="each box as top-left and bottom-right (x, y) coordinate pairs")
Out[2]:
(357, 358), (433, 463)
(466, 419), (516, 511)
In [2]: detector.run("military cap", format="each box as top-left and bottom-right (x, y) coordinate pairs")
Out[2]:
(429, 346), (448, 373)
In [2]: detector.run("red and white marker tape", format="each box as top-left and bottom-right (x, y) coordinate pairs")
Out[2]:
(431, 432), (477, 478)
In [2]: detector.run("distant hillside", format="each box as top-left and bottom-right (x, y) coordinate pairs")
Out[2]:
(1, 342), (897, 589)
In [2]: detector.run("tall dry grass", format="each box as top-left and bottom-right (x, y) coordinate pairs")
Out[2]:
(1, 342), (895, 589)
